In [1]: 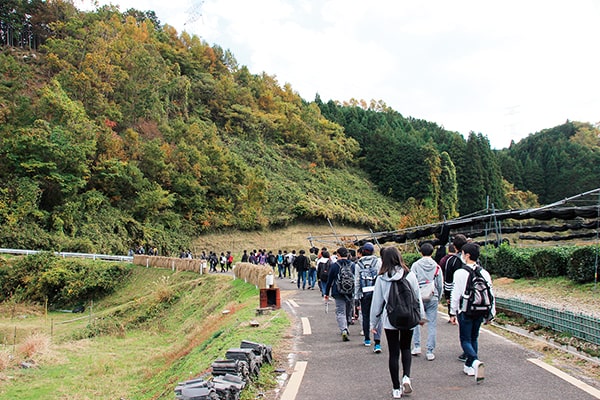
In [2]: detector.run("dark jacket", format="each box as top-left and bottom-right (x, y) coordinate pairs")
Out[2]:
(325, 258), (355, 298)
(293, 254), (309, 272)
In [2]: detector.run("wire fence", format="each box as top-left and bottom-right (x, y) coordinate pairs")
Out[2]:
(496, 296), (600, 345)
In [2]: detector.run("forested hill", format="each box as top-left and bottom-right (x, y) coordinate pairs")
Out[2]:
(1, 2), (599, 256)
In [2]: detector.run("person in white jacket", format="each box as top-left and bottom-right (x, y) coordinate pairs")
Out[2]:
(449, 242), (495, 384)
(410, 242), (444, 360)
(370, 246), (425, 399)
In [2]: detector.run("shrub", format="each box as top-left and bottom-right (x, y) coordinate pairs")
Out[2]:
(0, 254), (130, 306)
(530, 247), (572, 278)
(401, 252), (420, 268)
(479, 246), (498, 274)
(493, 244), (535, 278)
(0, 252), (59, 302)
(568, 245), (599, 284)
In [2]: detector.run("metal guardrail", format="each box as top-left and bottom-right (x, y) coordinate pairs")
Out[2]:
(496, 296), (600, 345)
(0, 248), (133, 262)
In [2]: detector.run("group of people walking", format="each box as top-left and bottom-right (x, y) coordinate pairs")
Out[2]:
(315, 235), (495, 399)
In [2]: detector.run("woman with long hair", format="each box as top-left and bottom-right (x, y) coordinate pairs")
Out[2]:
(370, 247), (425, 399)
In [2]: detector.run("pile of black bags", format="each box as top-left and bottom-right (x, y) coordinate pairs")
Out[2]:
(174, 340), (273, 400)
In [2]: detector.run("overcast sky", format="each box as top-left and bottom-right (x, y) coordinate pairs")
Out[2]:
(78, 0), (600, 149)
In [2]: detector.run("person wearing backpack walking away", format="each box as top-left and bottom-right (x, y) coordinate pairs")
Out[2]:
(286, 250), (296, 283)
(410, 242), (444, 361)
(293, 249), (310, 290)
(316, 250), (331, 297)
(226, 251), (234, 271)
(442, 234), (468, 314)
(442, 234), (469, 361)
(267, 251), (277, 273)
(449, 242), (495, 384)
(370, 246), (425, 399)
(219, 252), (227, 272)
(324, 247), (356, 342)
(354, 243), (383, 352)
(276, 250), (285, 278)
(307, 247), (318, 289)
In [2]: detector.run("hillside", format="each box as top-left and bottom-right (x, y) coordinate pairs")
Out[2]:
(1, 1), (599, 256)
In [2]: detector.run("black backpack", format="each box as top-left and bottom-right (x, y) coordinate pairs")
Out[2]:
(386, 272), (421, 330)
(318, 260), (331, 282)
(460, 265), (493, 318)
(335, 260), (355, 296)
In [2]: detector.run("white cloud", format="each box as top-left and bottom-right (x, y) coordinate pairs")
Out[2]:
(78, 0), (600, 149)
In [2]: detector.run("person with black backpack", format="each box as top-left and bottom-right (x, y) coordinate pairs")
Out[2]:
(293, 249), (310, 290)
(316, 250), (331, 296)
(449, 242), (495, 385)
(370, 246), (425, 399)
(354, 243), (382, 352)
(324, 247), (356, 342)
(442, 234), (468, 314)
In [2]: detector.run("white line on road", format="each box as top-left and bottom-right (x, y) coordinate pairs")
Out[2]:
(301, 317), (311, 335)
(528, 358), (600, 399)
(288, 299), (299, 308)
(280, 361), (307, 400)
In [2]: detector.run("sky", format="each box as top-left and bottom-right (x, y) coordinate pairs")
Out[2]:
(77, 0), (600, 149)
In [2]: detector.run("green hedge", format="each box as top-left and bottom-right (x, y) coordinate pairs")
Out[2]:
(485, 244), (535, 278)
(479, 244), (597, 283)
(402, 252), (420, 268)
(530, 247), (572, 278)
(568, 246), (599, 283)
(395, 244), (598, 284)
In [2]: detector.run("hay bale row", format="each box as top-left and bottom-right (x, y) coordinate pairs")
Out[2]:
(133, 255), (203, 273)
(233, 263), (276, 289)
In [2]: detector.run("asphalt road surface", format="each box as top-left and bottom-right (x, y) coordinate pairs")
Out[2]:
(274, 276), (600, 400)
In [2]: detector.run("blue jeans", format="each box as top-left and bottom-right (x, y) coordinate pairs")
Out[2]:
(307, 268), (317, 288)
(360, 293), (380, 341)
(319, 280), (327, 296)
(413, 296), (439, 353)
(457, 312), (484, 367)
(297, 270), (307, 289)
(277, 263), (285, 278)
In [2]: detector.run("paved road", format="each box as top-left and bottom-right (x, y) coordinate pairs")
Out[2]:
(275, 277), (600, 400)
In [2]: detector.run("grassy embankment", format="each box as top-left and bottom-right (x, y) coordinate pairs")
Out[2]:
(0, 265), (290, 399)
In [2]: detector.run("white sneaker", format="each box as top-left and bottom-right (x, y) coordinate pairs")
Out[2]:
(402, 375), (412, 394)
(411, 346), (421, 356)
(426, 352), (435, 361)
(463, 365), (475, 376)
(473, 359), (485, 383)
(392, 388), (402, 398)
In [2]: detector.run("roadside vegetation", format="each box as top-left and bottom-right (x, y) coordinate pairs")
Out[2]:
(1, 225), (599, 398)
(0, 257), (290, 399)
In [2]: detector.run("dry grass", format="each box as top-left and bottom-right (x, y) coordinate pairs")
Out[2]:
(153, 275), (175, 303)
(192, 222), (369, 257)
(0, 350), (11, 372)
(17, 332), (51, 359)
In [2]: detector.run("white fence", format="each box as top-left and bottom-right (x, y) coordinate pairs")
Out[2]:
(0, 248), (133, 262)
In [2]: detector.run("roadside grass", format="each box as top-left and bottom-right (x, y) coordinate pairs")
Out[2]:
(0, 266), (290, 399)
